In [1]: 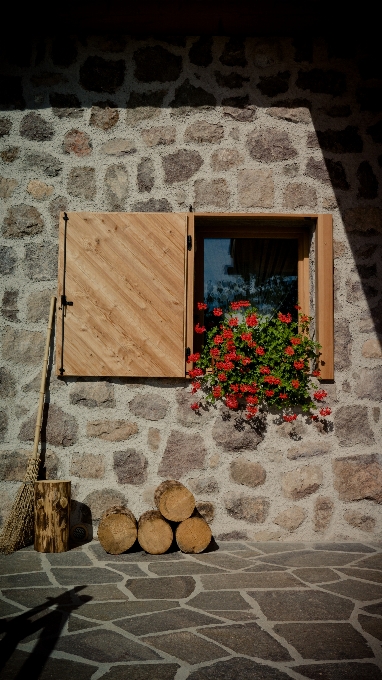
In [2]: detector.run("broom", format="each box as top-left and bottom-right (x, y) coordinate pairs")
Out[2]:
(0, 296), (56, 554)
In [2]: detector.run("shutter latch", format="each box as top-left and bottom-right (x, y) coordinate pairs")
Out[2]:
(187, 235), (192, 251)
(60, 295), (73, 309)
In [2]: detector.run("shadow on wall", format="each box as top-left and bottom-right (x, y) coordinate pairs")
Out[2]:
(70, 499), (93, 543)
(0, 34), (381, 351)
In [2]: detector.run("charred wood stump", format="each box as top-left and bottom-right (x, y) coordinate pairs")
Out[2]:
(34, 480), (71, 553)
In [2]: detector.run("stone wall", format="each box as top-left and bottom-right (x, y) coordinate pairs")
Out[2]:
(1, 36), (381, 542)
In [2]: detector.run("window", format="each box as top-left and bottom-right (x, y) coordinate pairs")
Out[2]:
(188, 213), (333, 380)
(57, 212), (333, 379)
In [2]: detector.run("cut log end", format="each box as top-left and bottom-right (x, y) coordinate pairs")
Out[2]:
(175, 516), (212, 554)
(138, 510), (173, 555)
(98, 505), (137, 555)
(154, 480), (195, 522)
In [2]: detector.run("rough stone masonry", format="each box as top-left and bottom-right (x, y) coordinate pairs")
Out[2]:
(0, 35), (381, 541)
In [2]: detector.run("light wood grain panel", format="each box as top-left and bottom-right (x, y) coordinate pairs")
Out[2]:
(298, 230), (310, 318)
(57, 212), (187, 377)
(194, 213), (320, 218)
(316, 214), (334, 379)
(186, 213), (195, 372)
(198, 229), (307, 238)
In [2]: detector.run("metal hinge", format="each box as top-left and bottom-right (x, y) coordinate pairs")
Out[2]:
(187, 235), (192, 251)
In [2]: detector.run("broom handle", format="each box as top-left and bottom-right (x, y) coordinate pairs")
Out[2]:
(32, 296), (56, 460)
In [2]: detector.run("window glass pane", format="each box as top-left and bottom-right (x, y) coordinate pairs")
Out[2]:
(204, 238), (298, 326)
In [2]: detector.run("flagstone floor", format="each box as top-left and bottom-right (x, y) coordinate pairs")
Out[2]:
(0, 539), (381, 679)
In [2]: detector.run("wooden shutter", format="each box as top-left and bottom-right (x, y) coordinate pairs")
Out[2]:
(57, 212), (188, 377)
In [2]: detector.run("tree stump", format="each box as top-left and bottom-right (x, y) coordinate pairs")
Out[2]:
(98, 506), (137, 555)
(175, 514), (212, 553)
(34, 480), (71, 553)
(138, 510), (173, 555)
(154, 480), (195, 522)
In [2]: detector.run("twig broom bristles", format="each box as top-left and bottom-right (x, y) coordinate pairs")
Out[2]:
(0, 297), (56, 554)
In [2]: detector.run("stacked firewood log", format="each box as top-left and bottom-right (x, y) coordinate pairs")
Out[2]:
(97, 480), (212, 555)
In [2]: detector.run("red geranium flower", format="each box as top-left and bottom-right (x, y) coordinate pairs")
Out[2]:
(283, 414), (297, 422)
(278, 312), (292, 323)
(312, 369), (321, 377)
(314, 389), (328, 401)
(241, 357), (251, 366)
(231, 300), (250, 310)
(218, 372), (227, 381)
(189, 368), (203, 379)
(260, 366), (271, 374)
(263, 376), (281, 385)
(213, 307), (223, 316)
(279, 393), (288, 400)
(291, 379), (300, 389)
(190, 402), (199, 411)
(210, 348), (220, 357)
(226, 395), (239, 409)
(241, 332), (252, 342)
(231, 384), (239, 393)
(246, 395), (258, 405)
(195, 323), (206, 333)
(300, 315), (309, 323)
(245, 405), (258, 419)
(319, 407), (332, 417)
(293, 360), (305, 370)
(228, 317), (239, 327)
(240, 384), (250, 393)
(265, 389), (274, 397)
(197, 302), (207, 310)
(295, 304), (301, 310)
(256, 347), (265, 355)
(191, 381), (201, 393)
(214, 335), (223, 344)
(212, 385), (222, 398)
(290, 337), (301, 345)
(222, 329), (234, 339)
(187, 352), (200, 363)
(246, 314), (258, 327)
(216, 360), (234, 371)
(285, 346), (295, 356)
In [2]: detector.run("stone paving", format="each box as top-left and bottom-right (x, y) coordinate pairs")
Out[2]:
(0, 540), (382, 679)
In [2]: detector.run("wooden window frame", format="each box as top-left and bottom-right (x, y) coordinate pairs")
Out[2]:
(187, 213), (333, 380)
(57, 211), (333, 380)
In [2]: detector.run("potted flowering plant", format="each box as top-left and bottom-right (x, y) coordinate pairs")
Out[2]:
(188, 300), (331, 422)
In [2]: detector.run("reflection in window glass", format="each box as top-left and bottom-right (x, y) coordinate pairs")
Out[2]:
(204, 238), (298, 328)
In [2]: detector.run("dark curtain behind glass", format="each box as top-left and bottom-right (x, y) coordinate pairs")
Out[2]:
(204, 238), (298, 328)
